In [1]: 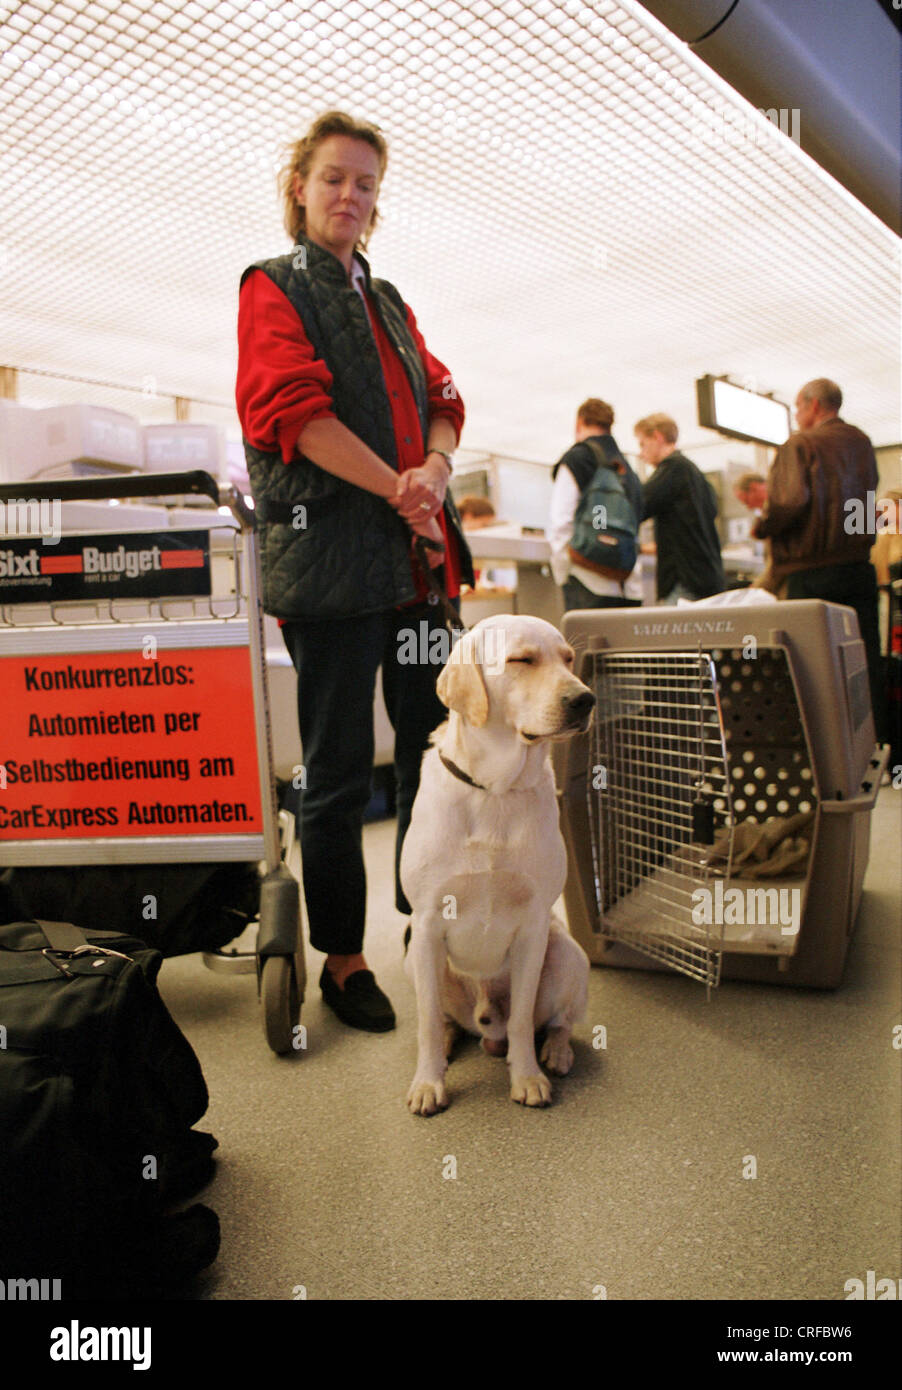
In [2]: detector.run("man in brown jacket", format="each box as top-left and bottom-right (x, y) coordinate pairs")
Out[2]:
(753, 378), (885, 740)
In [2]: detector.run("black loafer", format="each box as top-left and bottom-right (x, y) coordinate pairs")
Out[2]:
(319, 965), (396, 1032)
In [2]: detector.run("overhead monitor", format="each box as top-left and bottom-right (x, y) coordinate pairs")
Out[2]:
(696, 376), (791, 446)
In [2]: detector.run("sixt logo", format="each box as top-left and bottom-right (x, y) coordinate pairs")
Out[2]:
(0, 546), (40, 577)
(0, 543), (167, 580)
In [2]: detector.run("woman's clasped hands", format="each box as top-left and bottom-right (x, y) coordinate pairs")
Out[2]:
(388, 456), (449, 567)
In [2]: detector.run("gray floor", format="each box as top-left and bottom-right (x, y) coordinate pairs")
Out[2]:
(158, 787), (902, 1302)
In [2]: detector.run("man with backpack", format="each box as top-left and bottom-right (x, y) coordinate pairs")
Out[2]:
(549, 397), (644, 610)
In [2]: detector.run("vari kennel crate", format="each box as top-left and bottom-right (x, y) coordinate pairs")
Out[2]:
(557, 600), (888, 990)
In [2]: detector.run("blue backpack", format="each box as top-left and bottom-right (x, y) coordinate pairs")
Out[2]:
(567, 436), (639, 581)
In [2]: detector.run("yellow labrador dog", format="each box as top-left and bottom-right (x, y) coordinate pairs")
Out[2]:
(401, 615), (594, 1115)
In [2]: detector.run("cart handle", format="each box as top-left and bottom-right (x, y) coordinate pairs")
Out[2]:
(819, 744), (891, 814)
(0, 469), (255, 526)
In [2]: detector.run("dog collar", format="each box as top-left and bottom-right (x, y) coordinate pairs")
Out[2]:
(438, 750), (486, 790)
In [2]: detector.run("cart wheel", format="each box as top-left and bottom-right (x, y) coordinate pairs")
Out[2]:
(261, 952), (304, 1056)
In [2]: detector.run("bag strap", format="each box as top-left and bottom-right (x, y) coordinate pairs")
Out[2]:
(582, 435), (627, 477)
(34, 919), (90, 953)
(572, 438), (634, 594)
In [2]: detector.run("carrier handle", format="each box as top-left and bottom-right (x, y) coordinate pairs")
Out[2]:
(0, 470), (256, 528)
(819, 744), (890, 814)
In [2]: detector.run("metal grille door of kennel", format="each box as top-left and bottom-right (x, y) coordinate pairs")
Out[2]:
(558, 601), (888, 990)
(588, 649), (734, 989)
(586, 644), (826, 990)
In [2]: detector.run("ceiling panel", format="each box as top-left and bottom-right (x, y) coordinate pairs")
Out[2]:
(1, 0), (899, 471)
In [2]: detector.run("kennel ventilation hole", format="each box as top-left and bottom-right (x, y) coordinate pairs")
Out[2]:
(713, 647), (816, 822)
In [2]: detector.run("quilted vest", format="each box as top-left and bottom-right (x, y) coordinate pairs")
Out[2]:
(240, 235), (473, 620)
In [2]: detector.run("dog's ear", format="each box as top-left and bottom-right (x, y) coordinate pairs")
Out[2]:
(436, 630), (489, 726)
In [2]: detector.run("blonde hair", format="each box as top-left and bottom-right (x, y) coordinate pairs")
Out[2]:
(277, 111), (388, 248)
(634, 412), (679, 444)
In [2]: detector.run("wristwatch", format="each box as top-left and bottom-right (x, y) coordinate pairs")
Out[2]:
(426, 448), (453, 474)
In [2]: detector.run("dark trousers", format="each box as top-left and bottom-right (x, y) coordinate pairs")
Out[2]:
(281, 596), (458, 955)
(563, 574), (642, 612)
(785, 561), (887, 743)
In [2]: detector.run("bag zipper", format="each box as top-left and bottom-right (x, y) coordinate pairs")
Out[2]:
(41, 944), (135, 979)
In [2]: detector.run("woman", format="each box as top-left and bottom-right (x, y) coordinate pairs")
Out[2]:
(236, 111), (473, 1033)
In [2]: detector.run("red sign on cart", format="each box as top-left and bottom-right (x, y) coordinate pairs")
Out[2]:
(0, 645), (263, 839)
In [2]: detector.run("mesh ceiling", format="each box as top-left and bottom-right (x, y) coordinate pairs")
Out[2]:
(1, 0), (899, 464)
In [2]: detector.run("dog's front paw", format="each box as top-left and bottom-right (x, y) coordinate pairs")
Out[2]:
(510, 1072), (552, 1107)
(540, 1031), (574, 1076)
(407, 1077), (449, 1116)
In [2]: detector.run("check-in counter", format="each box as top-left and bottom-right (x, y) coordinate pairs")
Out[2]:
(634, 545), (766, 601)
(719, 545), (767, 585)
(464, 529), (562, 625)
(464, 531), (766, 616)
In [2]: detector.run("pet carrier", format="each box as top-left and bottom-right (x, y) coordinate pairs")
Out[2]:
(557, 599), (888, 989)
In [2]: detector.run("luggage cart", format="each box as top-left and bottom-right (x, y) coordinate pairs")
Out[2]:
(0, 470), (305, 1053)
(556, 600), (889, 990)
(887, 564), (902, 773)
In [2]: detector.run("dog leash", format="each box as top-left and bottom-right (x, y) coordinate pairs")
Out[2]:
(411, 531), (469, 635)
(410, 530), (488, 790)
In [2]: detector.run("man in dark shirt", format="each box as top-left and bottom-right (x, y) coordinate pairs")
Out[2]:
(634, 412), (725, 603)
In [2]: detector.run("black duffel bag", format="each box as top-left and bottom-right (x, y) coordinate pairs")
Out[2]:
(0, 861), (260, 957)
(0, 918), (220, 1297)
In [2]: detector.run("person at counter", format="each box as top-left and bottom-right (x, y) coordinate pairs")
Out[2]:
(869, 488), (902, 591)
(634, 413), (725, 604)
(457, 496), (497, 530)
(236, 110), (473, 1033)
(752, 378), (884, 740)
(549, 397), (644, 610)
(733, 472), (768, 512)
(457, 496), (501, 588)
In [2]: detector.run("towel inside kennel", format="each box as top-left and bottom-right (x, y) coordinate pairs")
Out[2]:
(557, 600), (888, 989)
